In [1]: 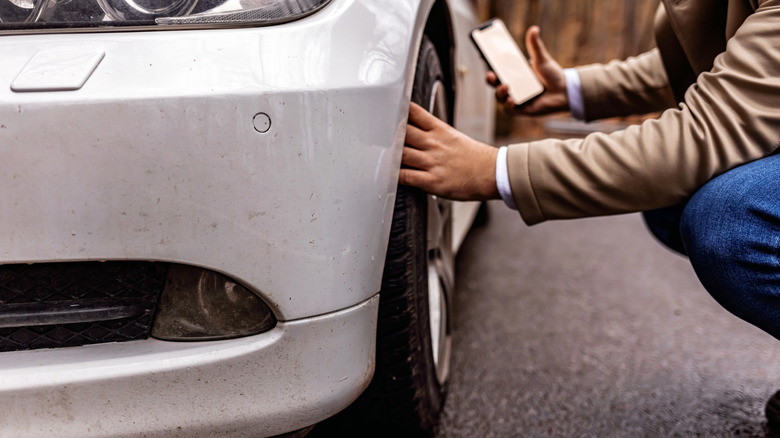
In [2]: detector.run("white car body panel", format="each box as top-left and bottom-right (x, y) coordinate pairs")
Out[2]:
(0, 0), (493, 435)
(1, 0), (425, 321)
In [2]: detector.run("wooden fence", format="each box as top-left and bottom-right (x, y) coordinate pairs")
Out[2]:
(470, 0), (661, 139)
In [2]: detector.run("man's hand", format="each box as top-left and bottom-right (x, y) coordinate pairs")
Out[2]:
(487, 26), (568, 115)
(400, 102), (500, 201)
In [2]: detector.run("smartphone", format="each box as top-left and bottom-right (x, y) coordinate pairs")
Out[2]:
(471, 18), (544, 106)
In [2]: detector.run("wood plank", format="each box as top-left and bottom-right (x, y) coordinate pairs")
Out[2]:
(474, 0), (661, 139)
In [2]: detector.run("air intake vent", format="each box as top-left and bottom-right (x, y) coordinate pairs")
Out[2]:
(0, 262), (168, 352)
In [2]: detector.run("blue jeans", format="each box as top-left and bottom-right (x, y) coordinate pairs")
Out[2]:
(643, 154), (780, 340)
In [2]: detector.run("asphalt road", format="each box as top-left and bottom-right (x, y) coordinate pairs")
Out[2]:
(435, 201), (780, 438)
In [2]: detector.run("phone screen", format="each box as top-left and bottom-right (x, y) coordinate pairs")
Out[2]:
(471, 19), (544, 105)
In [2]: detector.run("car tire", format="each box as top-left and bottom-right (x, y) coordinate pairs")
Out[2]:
(313, 35), (453, 438)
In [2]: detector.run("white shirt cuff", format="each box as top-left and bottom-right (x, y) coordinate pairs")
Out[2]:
(496, 146), (517, 210)
(564, 68), (585, 120)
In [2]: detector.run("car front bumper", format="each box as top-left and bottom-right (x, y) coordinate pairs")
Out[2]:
(0, 0), (432, 435)
(0, 0), (431, 321)
(0, 294), (379, 438)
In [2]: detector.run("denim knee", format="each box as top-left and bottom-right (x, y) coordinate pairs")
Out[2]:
(679, 156), (780, 339)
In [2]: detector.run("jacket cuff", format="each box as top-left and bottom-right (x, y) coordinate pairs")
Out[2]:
(506, 143), (546, 225)
(575, 63), (610, 122)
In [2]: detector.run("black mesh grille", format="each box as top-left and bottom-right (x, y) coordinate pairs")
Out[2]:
(0, 262), (168, 352)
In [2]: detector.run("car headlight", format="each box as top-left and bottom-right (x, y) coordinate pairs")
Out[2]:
(0, 0), (331, 31)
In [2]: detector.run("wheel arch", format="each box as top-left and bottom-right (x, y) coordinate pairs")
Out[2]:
(423, 0), (457, 123)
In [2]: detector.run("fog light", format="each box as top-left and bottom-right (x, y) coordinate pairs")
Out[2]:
(151, 264), (276, 341)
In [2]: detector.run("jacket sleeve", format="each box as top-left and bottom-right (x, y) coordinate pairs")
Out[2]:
(507, 3), (780, 225)
(577, 49), (677, 121)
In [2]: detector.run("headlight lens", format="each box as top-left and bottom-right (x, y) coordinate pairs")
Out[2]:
(0, 0), (331, 31)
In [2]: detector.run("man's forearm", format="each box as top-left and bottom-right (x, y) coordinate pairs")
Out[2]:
(495, 69), (584, 211)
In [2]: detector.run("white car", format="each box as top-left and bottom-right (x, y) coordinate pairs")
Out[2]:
(0, 0), (494, 436)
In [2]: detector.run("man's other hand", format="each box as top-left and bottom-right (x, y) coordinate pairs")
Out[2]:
(400, 102), (500, 202)
(487, 26), (568, 115)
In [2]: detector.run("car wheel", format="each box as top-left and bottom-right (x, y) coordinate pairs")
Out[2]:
(371, 34), (454, 436)
(313, 35), (453, 438)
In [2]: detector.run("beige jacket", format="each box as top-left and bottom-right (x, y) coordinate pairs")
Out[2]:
(507, 0), (780, 225)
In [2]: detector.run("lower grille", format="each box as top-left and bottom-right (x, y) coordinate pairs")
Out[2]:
(0, 262), (168, 353)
